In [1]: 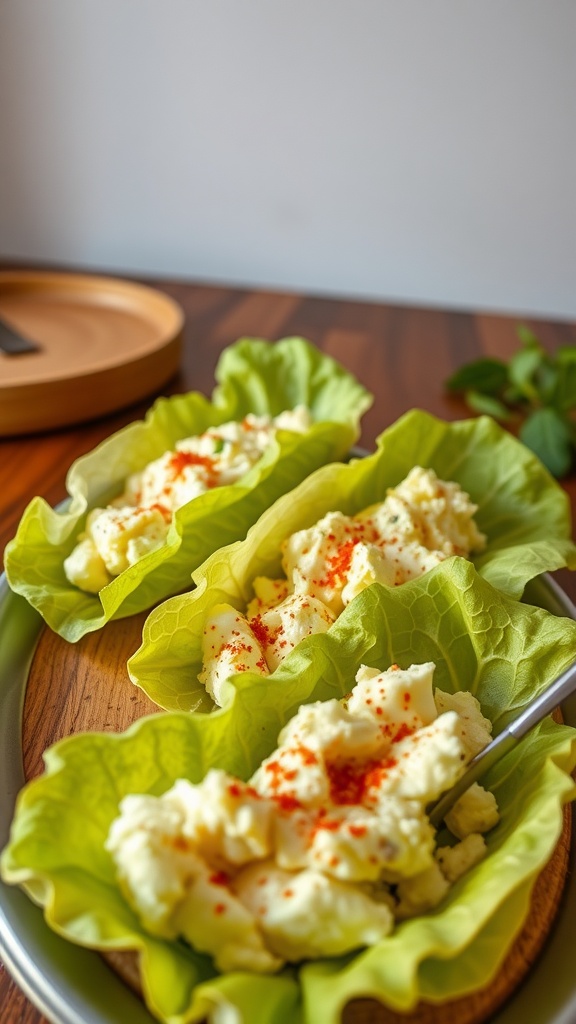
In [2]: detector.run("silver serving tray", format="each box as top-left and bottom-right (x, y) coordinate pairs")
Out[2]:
(1, 571), (576, 1024)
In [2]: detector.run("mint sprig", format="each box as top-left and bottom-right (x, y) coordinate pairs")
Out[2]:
(446, 326), (576, 478)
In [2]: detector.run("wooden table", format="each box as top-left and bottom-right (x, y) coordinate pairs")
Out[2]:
(1, 272), (576, 1024)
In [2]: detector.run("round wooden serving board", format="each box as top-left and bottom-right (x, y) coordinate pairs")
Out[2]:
(0, 271), (183, 435)
(21, 617), (572, 1024)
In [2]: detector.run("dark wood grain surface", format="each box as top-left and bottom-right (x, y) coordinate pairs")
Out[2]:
(1, 271), (576, 1024)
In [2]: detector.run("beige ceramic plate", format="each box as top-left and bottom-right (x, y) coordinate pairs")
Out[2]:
(0, 270), (184, 435)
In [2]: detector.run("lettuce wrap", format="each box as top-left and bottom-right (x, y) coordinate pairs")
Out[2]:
(3, 560), (576, 1024)
(4, 337), (372, 642)
(128, 409), (576, 712)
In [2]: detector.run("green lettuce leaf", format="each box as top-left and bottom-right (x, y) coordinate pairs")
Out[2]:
(4, 338), (371, 642)
(128, 409), (576, 712)
(3, 561), (576, 1023)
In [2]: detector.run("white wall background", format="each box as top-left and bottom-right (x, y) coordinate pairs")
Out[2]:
(0, 0), (575, 318)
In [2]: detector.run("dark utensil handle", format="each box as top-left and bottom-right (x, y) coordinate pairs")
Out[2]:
(0, 316), (41, 355)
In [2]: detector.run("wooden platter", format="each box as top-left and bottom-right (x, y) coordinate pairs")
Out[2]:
(20, 614), (573, 1024)
(0, 271), (183, 435)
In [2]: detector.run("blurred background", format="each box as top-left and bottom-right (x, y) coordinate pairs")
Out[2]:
(0, 0), (574, 319)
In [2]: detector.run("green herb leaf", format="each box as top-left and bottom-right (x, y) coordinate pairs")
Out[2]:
(508, 347), (543, 400)
(556, 345), (576, 365)
(502, 384), (526, 406)
(519, 408), (573, 478)
(464, 390), (513, 420)
(534, 361), (559, 404)
(554, 362), (576, 412)
(445, 358), (508, 395)
(443, 327), (576, 479)
(516, 324), (542, 349)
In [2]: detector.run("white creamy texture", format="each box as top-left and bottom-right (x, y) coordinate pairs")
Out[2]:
(200, 466), (486, 704)
(199, 605), (270, 706)
(444, 782), (500, 839)
(63, 407), (312, 593)
(435, 832), (488, 884)
(106, 662), (499, 974)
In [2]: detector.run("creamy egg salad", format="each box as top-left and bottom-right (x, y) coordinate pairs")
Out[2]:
(200, 467), (486, 704)
(106, 661), (499, 973)
(63, 408), (312, 593)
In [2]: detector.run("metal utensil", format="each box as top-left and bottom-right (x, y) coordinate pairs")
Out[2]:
(429, 656), (576, 828)
(0, 316), (41, 355)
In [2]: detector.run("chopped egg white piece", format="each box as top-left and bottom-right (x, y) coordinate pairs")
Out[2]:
(356, 466), (486, 561)
(199, 604), (269, 706)
(349, 662), (438, 730)
(63, 537), (111, 594)
(435, 833), (488, 884)
(273, 800), (435, 883)
(444, 782), (500, 839)
(434, 689), (494, 758)
(64, 408), (312, 593)
(266, 694), (385, 765)
(167, 773), (274, 866)
(365, 713), (469, 805)
(395, 861), (450, 919)
(200, 466), (486, 704)
(86, 506), (170, 577)
(232, 862), (394, 961)
(173, 866), (281, 973)
(106, 661), (499, 973)
(282, 510), (361, 614)
(340, 543), (397, 603)
(250, 594), (335, 671)
(246, 577), (290, 618)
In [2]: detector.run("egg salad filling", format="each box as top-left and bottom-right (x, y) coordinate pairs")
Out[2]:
(63, 407), (312, 593)
(200, 467), (486, 704)
(106, 662), (499, 973)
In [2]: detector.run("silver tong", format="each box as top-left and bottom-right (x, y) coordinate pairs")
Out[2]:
(429, 657), (576, 828)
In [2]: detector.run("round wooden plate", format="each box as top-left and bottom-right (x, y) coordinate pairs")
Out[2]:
(0, 271), (184, 435)
(22, 616), (573, 1024)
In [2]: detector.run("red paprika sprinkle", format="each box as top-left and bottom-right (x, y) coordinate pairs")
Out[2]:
(392, 723), (414, 743)
(294, 745), (318, 766)
(362, 757), (398, 793)
(249, 614), (276, 649)
(327, 755), (399, 805)
(319, 538), (360, 589)
(209, 871), (229, 887)
(313, 815), (340, 833)
(169, 451), (218, 486)
(326, 760), (376, 804)
(149, 502), (171, 520)
(275, 794), (301, 812)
